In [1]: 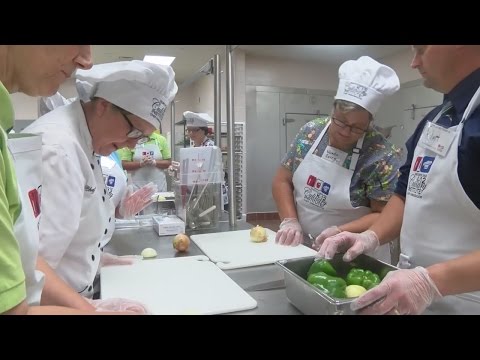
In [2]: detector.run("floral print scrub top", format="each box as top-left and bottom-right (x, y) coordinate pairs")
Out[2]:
(281, 117), (403, 207)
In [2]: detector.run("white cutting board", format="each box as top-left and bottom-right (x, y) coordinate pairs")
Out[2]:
(191, 229), (317, 270)
(101, 255), (257, 315)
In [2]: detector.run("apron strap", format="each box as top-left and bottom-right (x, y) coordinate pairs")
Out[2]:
(306, 120), (330, 157)
(461, 85), (480, 124)
(349, 133), (365, 171)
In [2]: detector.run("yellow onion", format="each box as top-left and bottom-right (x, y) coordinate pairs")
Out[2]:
(345, 285), (367, 298)
(173, 233), (190, 252)
(141, 247), (158, 259)
(250, 225), (268, 243)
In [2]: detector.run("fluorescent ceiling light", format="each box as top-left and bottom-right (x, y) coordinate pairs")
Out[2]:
(143, 55), (175, 65)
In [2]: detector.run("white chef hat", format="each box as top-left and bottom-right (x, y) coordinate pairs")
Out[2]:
(75, 60), (178, 129)
(335, 56), (400, 115)
(183, 111), (213, 127)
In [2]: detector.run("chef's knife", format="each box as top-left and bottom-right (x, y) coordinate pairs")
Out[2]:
(244, 279), (286, 292)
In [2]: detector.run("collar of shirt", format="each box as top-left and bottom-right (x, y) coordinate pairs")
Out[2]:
(73, 100), (95, 157)
(444, 67), (480, 122)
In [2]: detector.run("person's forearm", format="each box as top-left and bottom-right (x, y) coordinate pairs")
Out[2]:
(338, 212), (381, 233)
(122, 160), (142, 171)
(369, 194), (405, 244)
(3, 299), (135, 315)
(428, 251), (480, 297)
(272, 167), (297, 220)
(155, 159), (171, 169)
(3, 300), (28, 315)
(37, 256), (95, 311)
(27, 306), (136, 315)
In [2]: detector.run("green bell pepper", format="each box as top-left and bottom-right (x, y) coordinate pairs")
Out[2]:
(307, 271), (347, 298)
(379, 267), (393, 280)
(346, 268), (381, 290)
(307, 259), (337, 277)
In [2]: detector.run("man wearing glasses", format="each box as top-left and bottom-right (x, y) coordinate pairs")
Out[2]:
(23, 60), (177, 297)
(272, 56), (403, 264)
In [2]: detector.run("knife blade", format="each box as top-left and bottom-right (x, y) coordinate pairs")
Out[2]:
(244, 279), (286, 292)
(303, 233), (315, 248)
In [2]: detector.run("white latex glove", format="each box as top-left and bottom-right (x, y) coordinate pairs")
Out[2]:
(312, 226), (342, 250)
(275, 218), (303, 246)
(100, 252), (143, 268)
(118, 182), (158, 219)
(316, 229), (379, 261)
(351, 267), (442, 315)
(86, 298), (152, 314)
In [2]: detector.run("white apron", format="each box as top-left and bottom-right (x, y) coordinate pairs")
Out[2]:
(400, 86), (480, 315)
(293, 121), (391, 263)
(7, 133), (45, 305)
(131, 141), (167, 192)
(99, 155), (125, 248)
(101, 155), (127, 208)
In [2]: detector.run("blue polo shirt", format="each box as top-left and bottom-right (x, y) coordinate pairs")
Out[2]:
(395, 68), (480, 209)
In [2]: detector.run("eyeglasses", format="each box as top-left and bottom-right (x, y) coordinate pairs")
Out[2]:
(120, 112), (149, 144)
(186, 128), (201, 133)
(331, 116), (368, 135)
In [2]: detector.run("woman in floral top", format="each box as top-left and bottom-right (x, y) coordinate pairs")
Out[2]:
(272, 56), (402, 264)
(282, 116), (402, 207)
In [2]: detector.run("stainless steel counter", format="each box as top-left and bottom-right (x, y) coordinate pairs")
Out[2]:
(103, 216), (301, 315)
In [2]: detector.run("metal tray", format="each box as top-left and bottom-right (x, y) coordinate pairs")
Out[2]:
(276, 254), (398, 315)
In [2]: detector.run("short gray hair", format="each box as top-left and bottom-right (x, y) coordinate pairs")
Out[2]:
(333, 99), (373, 121)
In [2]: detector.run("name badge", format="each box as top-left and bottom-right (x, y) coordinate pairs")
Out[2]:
(321, 145), (348, 166)
(419, 121), (455, 156)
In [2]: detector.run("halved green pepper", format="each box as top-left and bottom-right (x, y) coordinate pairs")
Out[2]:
(307, 259), (337, 277)
(346, 268), (381, 290)
(307, 271), (346, 298)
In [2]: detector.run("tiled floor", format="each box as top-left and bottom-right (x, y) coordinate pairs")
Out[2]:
(247, 219), (281, 232)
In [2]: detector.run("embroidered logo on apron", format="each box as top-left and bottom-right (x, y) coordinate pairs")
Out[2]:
(103, 174), (116, 199)
(407, 156), (435, 198)
(84, 185), (96, 194)
(304, 175), (331, 208)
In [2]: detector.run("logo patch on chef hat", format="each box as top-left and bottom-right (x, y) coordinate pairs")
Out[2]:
(343, 82), (368, 99)
(151, 98), (167, 123)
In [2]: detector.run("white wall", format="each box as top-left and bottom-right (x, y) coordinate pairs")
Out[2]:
(10, 93), (38, 120)
(170, 48), (247, 129)
(379, 49), (421, 84)
(58, 78), (78, 99)
(246, 55), (338, 90)
(11, 77), (79, 125)
(374, 49), (442, 159)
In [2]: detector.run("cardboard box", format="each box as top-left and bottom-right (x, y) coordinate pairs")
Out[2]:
(152, 215), (185, 236)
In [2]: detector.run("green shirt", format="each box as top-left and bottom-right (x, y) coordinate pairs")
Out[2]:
(0, 81), (26, 312)
(116, 132), (171, 161)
